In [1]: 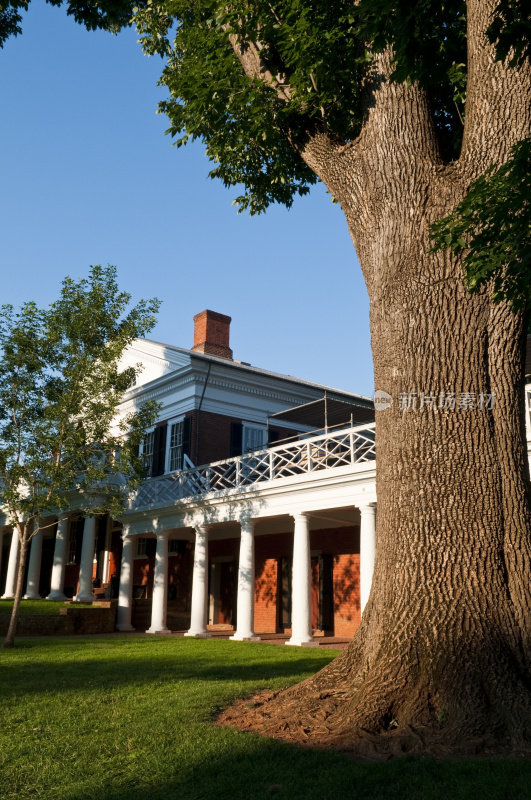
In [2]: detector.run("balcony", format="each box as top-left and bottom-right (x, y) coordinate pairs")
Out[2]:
(128, 423), (376, 513)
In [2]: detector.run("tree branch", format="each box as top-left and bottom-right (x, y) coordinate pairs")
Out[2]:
(462, 0), (531, 172)
(224, 24), (350, 194)
(358, 46), (441, 169)
(226, 27), (293, 104)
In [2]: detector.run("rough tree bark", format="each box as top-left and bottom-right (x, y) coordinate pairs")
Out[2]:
(219, 1), (531, 755)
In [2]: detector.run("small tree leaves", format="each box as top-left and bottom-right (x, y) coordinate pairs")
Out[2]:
(0, 265), (160, 525)
(431, 138), (531, 310)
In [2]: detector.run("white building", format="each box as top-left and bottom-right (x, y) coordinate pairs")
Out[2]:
(1, 313), (530, 646)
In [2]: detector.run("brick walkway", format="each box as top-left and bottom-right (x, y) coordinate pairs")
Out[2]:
(84, 629), (351, 650)
(170, 629), (351, 650)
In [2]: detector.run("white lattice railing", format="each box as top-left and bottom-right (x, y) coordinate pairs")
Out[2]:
(129, 423), (376, 512)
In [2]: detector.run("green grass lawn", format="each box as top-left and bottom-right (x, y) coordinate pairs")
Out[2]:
(0, 637), (529, 800)
(0, 599), (95, 615)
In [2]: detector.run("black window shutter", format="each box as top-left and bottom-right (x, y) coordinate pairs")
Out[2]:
(230, 422), (243, 457)
(151, 423), (167, 477)
(268, 429), (280, 445)
(146, 538), (157, 558)
(182, 417), (192, 462)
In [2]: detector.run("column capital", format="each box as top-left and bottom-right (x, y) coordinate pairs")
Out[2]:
(290, 511), (309, 523)
(359, 502), (377, 513)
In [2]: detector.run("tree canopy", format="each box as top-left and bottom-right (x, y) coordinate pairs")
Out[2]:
(2, 1), (529, 305)
(0, 265), (160, 647)
(0, 0), (141, 44)
(0, 264), (159, 527)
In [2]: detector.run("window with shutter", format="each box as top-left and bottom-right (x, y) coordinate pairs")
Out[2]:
(142, 430), (155, 475)
(168, 419), (185, 471)
(230, 422), (243, 457)
(242, 423), (267, 453)
(151, 424), (167, 477)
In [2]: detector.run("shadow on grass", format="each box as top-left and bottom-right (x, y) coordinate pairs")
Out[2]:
(62, 735), (531, 800)
(0, 636), (335, 699)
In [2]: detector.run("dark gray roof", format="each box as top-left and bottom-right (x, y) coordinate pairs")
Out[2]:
(138, 337), (373, 404)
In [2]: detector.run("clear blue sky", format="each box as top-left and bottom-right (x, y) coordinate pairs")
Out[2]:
(1, 1), (373, 396)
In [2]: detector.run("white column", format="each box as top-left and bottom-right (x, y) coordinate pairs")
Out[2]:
(147, 532), (170, 634)
(0, 529), (4, 586)
(360, 503), (377, 613)
(231, 519), (259, 641)
(47, 518), (68, 601)
(74, 516), (97, 603)
(287, 512), (317, 647)
(185, 525), (211, 638)
(116, 533), (134, 631)
(24, 524), (43, 599)
(1, 529), (20, 599)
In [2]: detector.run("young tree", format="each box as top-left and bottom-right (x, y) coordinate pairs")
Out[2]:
(129, 1), (530, 754)
(0, 266), (159, 648)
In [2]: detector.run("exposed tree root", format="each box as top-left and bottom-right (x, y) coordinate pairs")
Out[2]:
(217, 648), (531, 759)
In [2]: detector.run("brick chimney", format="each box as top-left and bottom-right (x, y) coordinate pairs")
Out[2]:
(192, 310), (233, 359)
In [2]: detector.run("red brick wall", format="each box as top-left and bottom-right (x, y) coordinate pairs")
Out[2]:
(128, 525), (361, 637)
(333, 553), (361, 637)
(253, 527), (361, 637)
(254, 557), (278, 633)
(0, 604), (117, 636)
(187, 409), (294, 467)
(254, 533), (291, 633)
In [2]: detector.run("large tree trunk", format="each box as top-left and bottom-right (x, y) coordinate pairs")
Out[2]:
(221, 1), (531, 755)
(221, 234), (531, 757)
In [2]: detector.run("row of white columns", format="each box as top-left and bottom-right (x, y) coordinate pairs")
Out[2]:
(116, 503), (377, 644)
(0, 516), (98, 602)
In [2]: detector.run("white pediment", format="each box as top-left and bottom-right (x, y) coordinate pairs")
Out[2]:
(118, 339), (191, 388)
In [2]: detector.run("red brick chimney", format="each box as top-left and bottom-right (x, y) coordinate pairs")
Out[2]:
(192, 310), (233, 359)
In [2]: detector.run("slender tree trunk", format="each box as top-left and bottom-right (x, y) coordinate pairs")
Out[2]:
(2, 522), (30, 649)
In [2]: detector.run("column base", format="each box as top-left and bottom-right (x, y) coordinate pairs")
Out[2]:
(285, 637), (319, 647)
(116, 623), (135, 632)
(73, 594), (94, 603)
(230, 633), (261, 642)
(23, 592), (41, 600)
(47, 592), (67, 602)
(1, 593), (15, 600)
(146, 627), (171, 635)
(184, 630), (211, 638)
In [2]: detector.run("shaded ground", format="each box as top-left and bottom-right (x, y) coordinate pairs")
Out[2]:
(1, 636), (530, 800)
